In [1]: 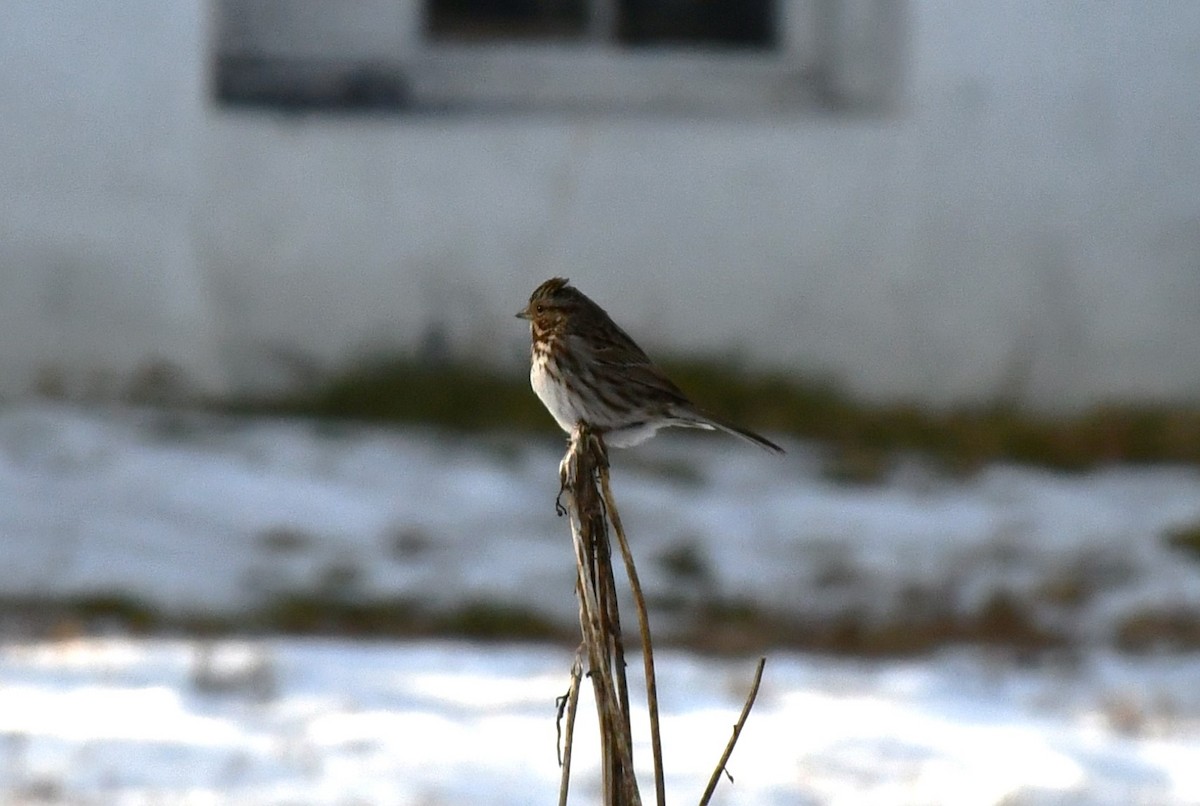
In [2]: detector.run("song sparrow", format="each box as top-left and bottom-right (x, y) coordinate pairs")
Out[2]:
(517, 278), (783, 453)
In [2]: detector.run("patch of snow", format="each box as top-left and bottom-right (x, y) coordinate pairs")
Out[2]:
(1, 404), (1200, 648)
(0, 638), (1198, 804)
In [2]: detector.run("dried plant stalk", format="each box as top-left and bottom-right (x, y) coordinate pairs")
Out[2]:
(699, 657), (767, 806)
(561, 424), (642, 805)
(599, 460), (665, 806)
(556, 424), (764, 805)
(557, 650), (583, 806)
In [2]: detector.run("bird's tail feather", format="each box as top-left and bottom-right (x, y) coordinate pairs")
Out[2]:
(677, 414), (785, 454)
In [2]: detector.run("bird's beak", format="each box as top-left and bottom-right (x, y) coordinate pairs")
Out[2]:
(515, 309), (531, 320)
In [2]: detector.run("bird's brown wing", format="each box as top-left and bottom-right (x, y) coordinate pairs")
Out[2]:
(566, 295), (694, 407)
(578, 337), (693, 409)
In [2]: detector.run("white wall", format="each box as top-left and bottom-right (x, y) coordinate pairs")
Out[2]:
(0, 1), (224, 397)
(3, 1), (1200, 409)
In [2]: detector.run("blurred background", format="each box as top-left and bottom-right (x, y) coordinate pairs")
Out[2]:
(2, 1), (1200, 803)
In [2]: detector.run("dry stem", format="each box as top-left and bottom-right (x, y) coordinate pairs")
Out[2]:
(561, 425), (641, 805)
(698, 656), (767, 806)
(599, 460), (665, 806)
(557, 650), (583, 806)
(556, 424), (766, 805)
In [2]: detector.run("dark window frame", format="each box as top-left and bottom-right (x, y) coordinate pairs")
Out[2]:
(212, 0), (904, 115)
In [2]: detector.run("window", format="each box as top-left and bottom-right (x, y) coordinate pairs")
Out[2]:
(428, 0), (589, 43)
(214, 0), (418, 110)
(427, 0), (776, 50)
(213, 1), (904, 114)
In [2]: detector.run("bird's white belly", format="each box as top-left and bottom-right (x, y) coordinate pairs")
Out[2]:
(530, 360), (585, 434)
(530, 358), (669, 446)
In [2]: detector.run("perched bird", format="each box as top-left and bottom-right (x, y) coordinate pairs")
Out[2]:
(517, 277), (783, 453)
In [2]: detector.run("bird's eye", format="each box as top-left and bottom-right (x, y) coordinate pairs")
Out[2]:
(535, 304), (544, 314)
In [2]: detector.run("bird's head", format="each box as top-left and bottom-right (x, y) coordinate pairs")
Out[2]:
(516, 277), (583, 335)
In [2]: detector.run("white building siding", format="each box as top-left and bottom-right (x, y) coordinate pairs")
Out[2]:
(2, 1), (1199, 409)
(0, 1), (223, 396)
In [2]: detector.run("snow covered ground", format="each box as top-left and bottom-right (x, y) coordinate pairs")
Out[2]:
(2, 403), (1200, 803)
(2, 637), (1200, 805)
(1, 404), (1199, 646)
